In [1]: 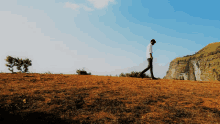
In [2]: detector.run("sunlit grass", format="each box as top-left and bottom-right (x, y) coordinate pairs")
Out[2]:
(0, 71), (219, 123)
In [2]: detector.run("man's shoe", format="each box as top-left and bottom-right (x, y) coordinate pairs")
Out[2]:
(151, 77), (159, 80)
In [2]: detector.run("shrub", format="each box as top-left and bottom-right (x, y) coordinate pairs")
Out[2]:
(76, 68), (91, 75)
(44, 71), (53, 74)
(183, 54), (192, 57)
(118, 71), (150, 78)
(140, 73), (151, 78)
(119, 72), (126, 77)
(130, 71), (138, 77)
(125, 73), (130, 77)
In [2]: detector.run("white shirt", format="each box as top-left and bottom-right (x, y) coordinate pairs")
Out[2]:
(146, 43), (152, 59)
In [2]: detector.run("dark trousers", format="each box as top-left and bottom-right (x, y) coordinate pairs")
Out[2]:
(140, 58), (154, 78)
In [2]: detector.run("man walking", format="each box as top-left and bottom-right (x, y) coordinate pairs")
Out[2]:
(138, 39), (158, 80)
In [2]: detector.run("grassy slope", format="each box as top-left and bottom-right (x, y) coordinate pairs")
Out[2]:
(1, 73), (220, 123)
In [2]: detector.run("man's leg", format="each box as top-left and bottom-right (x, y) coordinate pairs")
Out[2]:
(149, 58), (155, 78)
(139, 58), (152, 76)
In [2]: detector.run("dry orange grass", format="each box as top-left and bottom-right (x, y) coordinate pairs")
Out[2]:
(0, 73), (220, 123)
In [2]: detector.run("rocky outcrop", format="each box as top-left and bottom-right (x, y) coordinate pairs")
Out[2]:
(163, 42), (220, 81)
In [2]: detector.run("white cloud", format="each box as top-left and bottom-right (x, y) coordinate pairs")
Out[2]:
(83, 5), (94, 11)
(64, 2), (93, 11)
(64, 2), (80, 10)
(88, 0), (114, 9)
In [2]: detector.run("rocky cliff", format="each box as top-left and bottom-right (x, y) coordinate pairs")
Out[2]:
(163, 42), (220, 81)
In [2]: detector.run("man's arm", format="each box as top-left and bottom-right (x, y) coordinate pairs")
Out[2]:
(150, 53), (153, 59)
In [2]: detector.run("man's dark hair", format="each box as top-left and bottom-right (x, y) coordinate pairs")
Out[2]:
(151, 39), (156, 43)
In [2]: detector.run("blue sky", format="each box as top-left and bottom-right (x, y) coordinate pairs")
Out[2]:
(0, 0), (219, 78)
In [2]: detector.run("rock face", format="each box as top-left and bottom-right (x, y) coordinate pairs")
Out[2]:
(163, 42), (220, 81)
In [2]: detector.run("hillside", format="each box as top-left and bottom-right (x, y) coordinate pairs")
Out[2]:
(164, 41), (220, 81)
(1, 73), (220, 123)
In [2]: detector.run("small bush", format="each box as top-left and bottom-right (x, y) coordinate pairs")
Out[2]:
(119, 72), (126, 77)
(44, 71), (53, 74)
(118, 71), (150, 78)
(76, 68), (91, 75)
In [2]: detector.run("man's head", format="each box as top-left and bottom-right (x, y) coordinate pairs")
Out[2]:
(151, 39), (156, 45)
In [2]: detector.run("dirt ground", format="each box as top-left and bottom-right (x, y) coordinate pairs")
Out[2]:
(0, 73), (220, 124)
